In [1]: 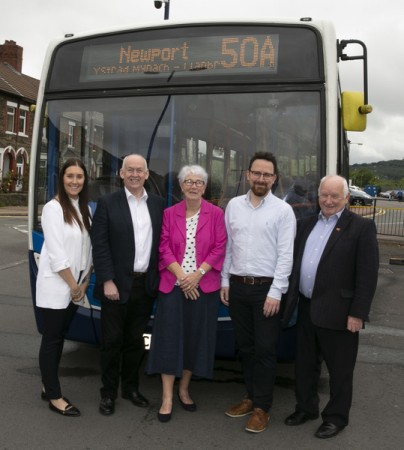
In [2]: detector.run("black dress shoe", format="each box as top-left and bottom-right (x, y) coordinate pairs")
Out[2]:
(122, 391), (149, 408)
(177, 392), (197, 412)
(284, 410), (318, 426)
(315, 421), (345, 439)
(99, 397), (115, 415)
(49, 399), (81, 417)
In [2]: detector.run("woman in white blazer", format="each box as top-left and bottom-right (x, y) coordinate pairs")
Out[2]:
(36, 158), (92, 417)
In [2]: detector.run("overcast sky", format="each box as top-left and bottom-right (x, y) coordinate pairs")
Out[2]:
(2, 0), (403, 164)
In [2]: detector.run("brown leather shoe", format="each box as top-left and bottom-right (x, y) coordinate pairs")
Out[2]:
(225, 398), (253, 417)
(245, 408), (270, 433)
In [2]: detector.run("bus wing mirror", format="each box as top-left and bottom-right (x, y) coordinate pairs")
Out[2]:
(341, 91), (372, 131)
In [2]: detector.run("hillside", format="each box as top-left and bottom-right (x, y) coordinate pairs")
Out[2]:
(350, 160), (404, 180)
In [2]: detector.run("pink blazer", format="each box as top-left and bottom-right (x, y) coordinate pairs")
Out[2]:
(158, 199), (227, 294)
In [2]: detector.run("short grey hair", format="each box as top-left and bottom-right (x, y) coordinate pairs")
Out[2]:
(178, 165), (208, 184)
(122, 154), (148, 171)
(318, 175), (349, 197)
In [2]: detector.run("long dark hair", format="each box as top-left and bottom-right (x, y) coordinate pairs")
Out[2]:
(57, 158), (91, 232)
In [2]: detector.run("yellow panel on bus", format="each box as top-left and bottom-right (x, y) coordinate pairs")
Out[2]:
(341, 91), (372, 132)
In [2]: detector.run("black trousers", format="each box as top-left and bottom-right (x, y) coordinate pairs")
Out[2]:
(100, 276), (154, 399)
(38, 302), (78, 400)
(229, 281), (280, 412)
(295, 295), (359, 427)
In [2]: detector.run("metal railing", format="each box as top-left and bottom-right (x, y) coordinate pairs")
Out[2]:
(350, 199), (404, 237)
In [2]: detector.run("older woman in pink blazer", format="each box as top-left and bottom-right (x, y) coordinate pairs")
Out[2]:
(146, 165), (227, 423)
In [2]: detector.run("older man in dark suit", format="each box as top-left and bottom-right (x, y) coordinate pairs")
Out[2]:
(282, 175), (379, 439)
(91, 154), (164, 415)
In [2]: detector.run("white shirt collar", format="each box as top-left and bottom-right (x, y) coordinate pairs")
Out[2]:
(124, 186), (148, 201)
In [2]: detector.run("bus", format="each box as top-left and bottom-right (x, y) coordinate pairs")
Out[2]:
(28, 18), (371, 359)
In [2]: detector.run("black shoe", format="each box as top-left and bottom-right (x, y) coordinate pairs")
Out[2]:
(49, 399), (81, 417)
(157, 411), (172, 423)
(41, 389), (47, 401)
(99, 397), (115, 415)
(315, 421), (345, 439)
(177, 392), (197, 412)
(122, 391), (149, 408)
(285, 410), (318, 426)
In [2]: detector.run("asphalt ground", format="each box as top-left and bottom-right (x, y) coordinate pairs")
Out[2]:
(1, 207), (403, 448)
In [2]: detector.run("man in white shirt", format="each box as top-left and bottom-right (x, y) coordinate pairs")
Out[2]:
(220, 152), (296, 433)
(91, 154), (164, 416)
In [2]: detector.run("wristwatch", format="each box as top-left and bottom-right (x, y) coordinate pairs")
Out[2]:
(198, 268), (206, 276)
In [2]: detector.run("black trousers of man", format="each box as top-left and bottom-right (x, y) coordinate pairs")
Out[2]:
(229, 281), (280, 412)
(100, 275), (154, 399)
(294, 295), (359, 427)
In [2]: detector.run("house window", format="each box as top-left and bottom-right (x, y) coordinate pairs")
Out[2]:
(6, 102), (17, 134)
(18, 106), (28, 136)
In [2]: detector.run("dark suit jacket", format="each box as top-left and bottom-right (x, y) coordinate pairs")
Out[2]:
(91, 189), (165, 303)
(281, 208), (379, 330)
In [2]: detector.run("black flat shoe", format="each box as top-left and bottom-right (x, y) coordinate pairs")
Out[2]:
(177, 392), (197, 412)
(122, 391), (149, 408)
(315, 421), (345, 439)
(284, 410), (318, 426)
(157, 411), (172, 423)
(49, 400), (81, 417)
(41, 389), (47, 401)
(99, 397), (115, 415)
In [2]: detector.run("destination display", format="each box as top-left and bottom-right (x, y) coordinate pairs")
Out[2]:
(80, 34), (280, 82)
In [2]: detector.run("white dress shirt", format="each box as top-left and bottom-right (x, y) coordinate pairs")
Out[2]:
(125, 187), (152, 273)
(221, 190), (296, 300)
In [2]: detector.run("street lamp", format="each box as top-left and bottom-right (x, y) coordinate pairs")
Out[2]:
(154, 0), (170, 20)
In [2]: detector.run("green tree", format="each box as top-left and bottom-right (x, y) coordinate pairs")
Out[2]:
(349, 168), (374, 187)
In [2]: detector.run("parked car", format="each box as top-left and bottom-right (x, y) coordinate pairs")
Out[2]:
(379, 190), (396, 200)
(349, 188), (374, 206)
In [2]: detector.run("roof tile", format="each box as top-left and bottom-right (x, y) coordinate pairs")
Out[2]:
(0, 62), (39, 102)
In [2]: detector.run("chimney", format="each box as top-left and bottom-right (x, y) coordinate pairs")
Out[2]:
(0, 40), (23, 72)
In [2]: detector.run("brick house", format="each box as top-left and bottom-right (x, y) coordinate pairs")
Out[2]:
(0, 40), (39, 192)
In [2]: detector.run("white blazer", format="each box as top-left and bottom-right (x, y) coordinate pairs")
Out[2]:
(36, 199), (92, 309)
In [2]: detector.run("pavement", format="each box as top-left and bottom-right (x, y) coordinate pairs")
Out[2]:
(1, 204), (402, 449)
(0, 205), (29, 216)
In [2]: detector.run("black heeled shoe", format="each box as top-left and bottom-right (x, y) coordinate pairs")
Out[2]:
(177, 392), (197, 412)
(157, 402), (173, 423)
(157, 411), (172, 423)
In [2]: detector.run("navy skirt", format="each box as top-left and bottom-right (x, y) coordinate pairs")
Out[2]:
(146, 286), (220, 379)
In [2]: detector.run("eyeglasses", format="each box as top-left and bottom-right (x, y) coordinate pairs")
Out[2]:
(125, 168), (146, 175)
(249, 170), (275, 180)
(319, 193), (345, 201)
(183, 179), (205, 187)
